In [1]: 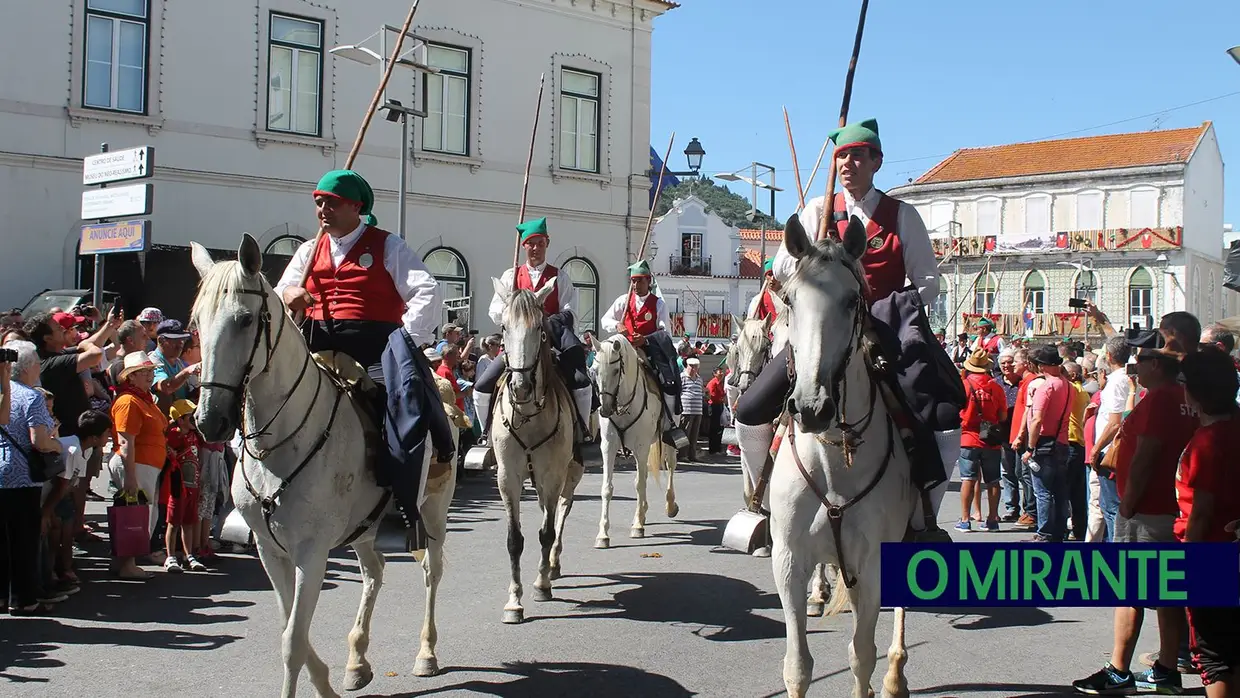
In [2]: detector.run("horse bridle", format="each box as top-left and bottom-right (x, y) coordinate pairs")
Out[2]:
(596, 339), (651, 452)
(504, 328), (548, 411)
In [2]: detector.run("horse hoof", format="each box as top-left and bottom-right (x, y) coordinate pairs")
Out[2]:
(752, 546), (771, 557)
(594, 537), (610, 549)
(630, 527), (645, 539)
(413, 656), (440, 677)
(342, 665), (374, 692)
(806, 601), (825, 617)
(532, 586), (553, 602)
(502, 608), (524, 624)
(667, 502), (680, 518)
(549, 565), (562, 580)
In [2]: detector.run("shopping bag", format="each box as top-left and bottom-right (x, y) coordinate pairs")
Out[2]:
(108, 491), (151, 558)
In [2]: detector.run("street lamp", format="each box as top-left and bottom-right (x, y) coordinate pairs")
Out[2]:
(715, 163), (782, 270)
(330, 25), (438, 242)
(1227, 46), (1240, 66)
(647, 137), (708, 178)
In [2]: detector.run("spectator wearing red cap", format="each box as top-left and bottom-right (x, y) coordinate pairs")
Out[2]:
(21, 312), (117, 437)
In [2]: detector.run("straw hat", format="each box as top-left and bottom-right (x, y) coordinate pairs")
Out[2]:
(168, 399), (197, 421)
(962, 349), (992, 374)
(118, 351), (157, 381)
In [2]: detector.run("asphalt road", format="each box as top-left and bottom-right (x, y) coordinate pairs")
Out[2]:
(1, 448), (1203, 697)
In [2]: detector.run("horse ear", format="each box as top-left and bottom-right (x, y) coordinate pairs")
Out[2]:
(238, 233), (263, 277)
(841, 215), (867, 261)
(191, 242), (214, 278)
(491, 276), (509, 302)
(534, 276), (557, 306)
(770, 291), (788, 316)
(784, 213), (812, 260)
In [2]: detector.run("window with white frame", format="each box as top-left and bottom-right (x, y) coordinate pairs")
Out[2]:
(975, 273), (998, 314)
(559, 69), (600, 172)
(1077, 191), (1104, 230)
(1024, 195), (1051, 235)
(84, 0), (149, 113)
(1130, 188), (1159, 228)
(423, 44), (470, 155)
(424, 247), (469, 301)
(976, 198), (1000, 236)
(267, 13), (323, 136)
(563, 257), (598, 334)
(1128, 267), (1152, 323)
(1075, 270), (1099, 305)
(1023, 270), (1048, 315)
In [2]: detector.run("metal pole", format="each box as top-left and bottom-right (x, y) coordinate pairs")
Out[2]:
(750, 162), (758, 223)
(92, 142), (108, 309)
(398, 110), (408, 241)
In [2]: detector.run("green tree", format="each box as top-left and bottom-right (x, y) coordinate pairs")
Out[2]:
(654, 178), (781, 229)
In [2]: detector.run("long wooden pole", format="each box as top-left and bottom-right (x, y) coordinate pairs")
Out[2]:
(638, 131), (676, 262)
(801, 138), (831, 202)
(295, 0), (421, 295)
(816, 0), (871, 243)
(513, 72), (548, 271)
(783, 107), (806, 209)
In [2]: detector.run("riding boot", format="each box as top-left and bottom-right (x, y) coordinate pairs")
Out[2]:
(473, 390), (493, 447)
(735, 420), (775, 512)
(572, 386), (595, 444)
(661, 393), (689, 449)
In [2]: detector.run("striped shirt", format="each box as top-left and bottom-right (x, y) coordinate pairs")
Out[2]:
(680, 370), (705, 416)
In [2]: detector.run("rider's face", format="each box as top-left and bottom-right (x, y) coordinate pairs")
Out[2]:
(315, 195), (362, 235)
(522, 236), (548, 266)
(632, 277), (651, 295)
(835, 146), (881, 195)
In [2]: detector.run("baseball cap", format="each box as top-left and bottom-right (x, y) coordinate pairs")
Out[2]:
(156, 319), (192, 340)
(137, 307), (164, 323)
(52, 312), (86, 329)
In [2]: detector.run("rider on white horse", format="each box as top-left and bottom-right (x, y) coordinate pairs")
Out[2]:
(599, 260), (688, 447)
(746, 257), (782, 321)
(474, 217), (596, 451)
(732, 118), (962, 543)
(274, 169), (453, 536)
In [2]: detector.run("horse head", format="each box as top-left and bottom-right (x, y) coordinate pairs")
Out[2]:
(780, 212), (868, 433)
(733, 317), (773, 393)
(190, 233), (276, 441)
(494, 275), (556, 405)
(594, 334), (635, 419)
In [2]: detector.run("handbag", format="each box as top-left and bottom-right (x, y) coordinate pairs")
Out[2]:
(967, 375), (1004, 447)
(0, 425), (63, 482)
(108, 490), (152, 558)
(1032, 382), (1071, 462)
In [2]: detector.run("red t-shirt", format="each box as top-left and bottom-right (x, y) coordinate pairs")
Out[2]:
(1030, 374), (1071, 445)
(706, 377), (726, 405)
(1175, 419), (1240, 542)
(1114, 383), (1199, 516)
(960, 373), (1007, 449)
(435, 363), (465, 412)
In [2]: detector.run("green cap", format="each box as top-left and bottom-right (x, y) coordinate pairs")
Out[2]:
(313, 170), (374, 214)
(828, 118), (882, 155)
(517, 217), (549, 243)
(977, 317), (994, 327)
(763, 257), (774, 275)
(364, 213), (378, 227)
(628, 260), (652, 278)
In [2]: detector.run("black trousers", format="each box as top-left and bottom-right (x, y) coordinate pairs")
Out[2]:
(708, 403), (725, 452)
(735, 346), (791, 426)
(0, 487), (43, 607)
(476, 312), (592, 393)
(300, 319), (401, 387)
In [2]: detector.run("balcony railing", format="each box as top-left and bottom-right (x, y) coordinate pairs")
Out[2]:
(668, 255), (712, 276)
(960, 312), (1105, 338)
(670, 312), (733, 339)
(933, 226), (1184, 260)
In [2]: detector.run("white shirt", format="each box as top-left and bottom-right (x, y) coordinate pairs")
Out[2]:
(275, 222), (443, 346)
(41, 436), (89, 505)
(488, 261), (579, 326)
(600, 292), (670, 334)
(1094, 367), (1130, 451)
(773, 187), (941, 307)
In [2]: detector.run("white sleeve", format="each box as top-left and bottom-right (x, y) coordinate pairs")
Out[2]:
(599, 294), (628, 334)
(657, 297), (671, 331)
(746, 293), (761, 318)
(488, 268), (515, 327)
(772, 196), (824, 286)
(273, 239), (317, 297)
(384, 234), (443, 347)
(896, 202), (941, 306)
(558, 270), (579, 319)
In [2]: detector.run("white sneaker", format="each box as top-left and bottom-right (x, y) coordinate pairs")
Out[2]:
(185, 555), (207, 572)
(164, 556), (184, 574)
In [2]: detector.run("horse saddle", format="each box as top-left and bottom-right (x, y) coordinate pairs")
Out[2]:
(311, 350), (382, 469)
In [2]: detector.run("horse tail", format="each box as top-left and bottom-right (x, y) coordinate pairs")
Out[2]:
(646, 440), (664, 489)
(824, 565), (850, 618)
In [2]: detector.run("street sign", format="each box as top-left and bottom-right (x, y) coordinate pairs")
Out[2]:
(82, 145), (154, 185)
(80, 219), (151, 255)
(81, 183), (153, 219)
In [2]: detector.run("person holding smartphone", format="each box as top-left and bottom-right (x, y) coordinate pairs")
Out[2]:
(1089, 335), (1130, 541)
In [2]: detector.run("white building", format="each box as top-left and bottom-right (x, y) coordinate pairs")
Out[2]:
(0, 0), (679, 334)
(887, 122), (1232, 338)
(647, 194), (762, 340)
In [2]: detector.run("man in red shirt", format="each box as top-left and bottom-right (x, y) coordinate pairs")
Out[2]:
(1175, 347), (1240, 697)
(1074, 341), (1198, 695)
(428, 346), (466, 413)
(705, 365), (727, 454)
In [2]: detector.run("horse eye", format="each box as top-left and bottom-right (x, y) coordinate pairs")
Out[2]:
(238, 315), (254, 328)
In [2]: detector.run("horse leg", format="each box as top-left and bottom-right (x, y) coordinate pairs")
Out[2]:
(499, 463), (526, 624)
(551, 461), (583, 579)
(532, 474), (562, 602)
(631, 442), (649, 538)
(254, 542), (303, 698)
(847, 561), (882, 698)
(283, 545), (339, 698)
(881, 607), (909, 698)
(807, 563), (829, 617)
(773, 538), (814, 698)
(414, 470), (455, 676)
(595, 423), (616, 549)
(664, 442), (679, 518)
(342, 539), (384, 692)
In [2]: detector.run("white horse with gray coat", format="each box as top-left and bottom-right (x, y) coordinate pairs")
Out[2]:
(190, 236), (455, 697)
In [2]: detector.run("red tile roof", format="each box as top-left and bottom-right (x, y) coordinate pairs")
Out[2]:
(738, 249), (763, 278)
(914, 122), (1211, 185)
(738, 228), (783, 242)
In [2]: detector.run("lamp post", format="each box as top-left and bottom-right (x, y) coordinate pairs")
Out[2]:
(714, 163), (782, 270)
(331, 25), (437, 242)
(1227, 46), (1240, 66)
(647, 137), (707, 179)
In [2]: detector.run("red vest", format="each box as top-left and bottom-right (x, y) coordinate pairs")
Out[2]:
(305, 227), (405, 323)
(754, 289), (778, 322)
(515, 264), (560, 314)
(832, 192), (907, 302)
(622, 293), (660, 338)
(979, 334), (1002, 353)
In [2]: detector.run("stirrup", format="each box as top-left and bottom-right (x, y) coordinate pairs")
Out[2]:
(663, 427), (690, 450)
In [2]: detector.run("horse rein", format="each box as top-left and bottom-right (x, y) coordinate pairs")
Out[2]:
(498, 327), (564, 460)
(596, 339), (650, 452)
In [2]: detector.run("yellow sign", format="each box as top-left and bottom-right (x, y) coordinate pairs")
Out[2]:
(79, 219), (150, 255)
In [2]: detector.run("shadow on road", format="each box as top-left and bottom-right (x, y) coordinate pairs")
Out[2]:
(912, 680), (1139, 696)
(909, 606), (1072, 630)
(368, 661), (696, 697)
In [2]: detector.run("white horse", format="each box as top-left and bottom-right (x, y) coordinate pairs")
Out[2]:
(592, 334), (679, 548)
(488, 278), (584, 624)
(190, 236), (454, 697)
(769, 216), (914, 698)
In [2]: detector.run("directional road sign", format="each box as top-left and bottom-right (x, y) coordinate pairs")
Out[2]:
(81, 183), (153, 219)
(82, 146), (155, 186)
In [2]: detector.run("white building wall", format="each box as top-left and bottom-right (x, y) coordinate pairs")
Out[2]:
(1182, 125), (1225, 259)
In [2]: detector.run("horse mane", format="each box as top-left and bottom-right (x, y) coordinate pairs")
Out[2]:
(503, 289), (574, 412)
(192, 259), (257, 331)
(784, 238), (869, 298)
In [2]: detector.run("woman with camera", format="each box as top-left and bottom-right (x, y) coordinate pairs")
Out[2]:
(0, 340), (65, 615)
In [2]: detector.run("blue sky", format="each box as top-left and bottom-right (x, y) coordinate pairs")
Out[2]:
(650, 0), (1240, 225)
